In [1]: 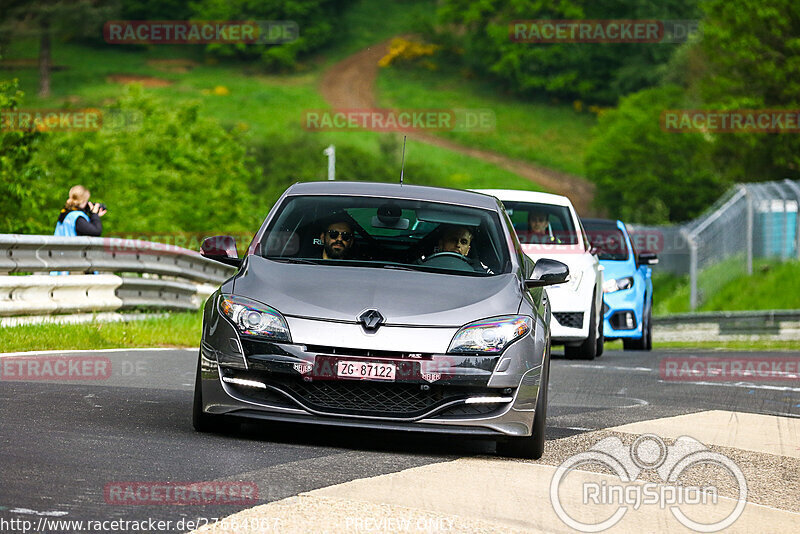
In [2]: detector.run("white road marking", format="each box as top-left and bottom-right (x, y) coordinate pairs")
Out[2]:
(657, 379), (800, 393)
(563, 364), (652, 372)
(8, 508), (68, 517)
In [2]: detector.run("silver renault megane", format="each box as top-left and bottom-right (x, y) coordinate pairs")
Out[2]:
(194, 181), (568, 459)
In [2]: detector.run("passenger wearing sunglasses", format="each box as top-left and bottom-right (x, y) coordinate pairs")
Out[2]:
(320, 220), (354, 260)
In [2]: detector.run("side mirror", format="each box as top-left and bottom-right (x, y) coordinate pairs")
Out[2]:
(201, 235), (242, 267)
(637, 251), (659, 266)
(525, 258), (569, 288)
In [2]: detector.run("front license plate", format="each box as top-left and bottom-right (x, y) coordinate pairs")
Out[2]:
(336, 360), (396, 381)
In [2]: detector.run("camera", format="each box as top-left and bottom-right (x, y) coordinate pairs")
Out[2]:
(86, 202), (107, 213)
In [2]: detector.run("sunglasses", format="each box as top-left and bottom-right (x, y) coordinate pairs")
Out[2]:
(327, 230), (353, 242)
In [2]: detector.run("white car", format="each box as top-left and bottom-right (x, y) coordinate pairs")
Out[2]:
(472, 190), (604, 359)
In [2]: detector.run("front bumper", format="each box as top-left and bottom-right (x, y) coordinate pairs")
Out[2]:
(545, 285), (592, 343)
(198, 315), (548, 437)
(602, 288), (643, 340)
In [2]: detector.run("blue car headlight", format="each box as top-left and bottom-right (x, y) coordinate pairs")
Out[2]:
(603, 276), (633, 293)
(218, 294), (291, 342)
(448, 315), (532, 354)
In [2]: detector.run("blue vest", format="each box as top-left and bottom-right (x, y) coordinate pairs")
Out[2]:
(54, 210), (89, 237)
(51, 210), (90, 275)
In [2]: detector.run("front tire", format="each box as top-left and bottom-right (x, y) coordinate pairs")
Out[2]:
(595, 313), (605, 357)
(623, 303), (652, 351)
(497, 348), (550, 460)
(192, 358), (235, 433)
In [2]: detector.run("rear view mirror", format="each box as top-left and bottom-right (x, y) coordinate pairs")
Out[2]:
(637, 251), (658, 266)
(201, 235), (242, 267)
(525, 258), (569, 288)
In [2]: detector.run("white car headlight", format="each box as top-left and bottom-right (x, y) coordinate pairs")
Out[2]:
(603, 276), (634, 293)
(218, 294), (291, 342)
(448, 315), (532, 354)
(552, 270), (582, 291)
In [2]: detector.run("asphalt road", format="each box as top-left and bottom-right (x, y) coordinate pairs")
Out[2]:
(1, 347), (798, 532)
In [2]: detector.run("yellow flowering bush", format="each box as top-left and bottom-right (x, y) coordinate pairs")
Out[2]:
(378, 38), (440, 68)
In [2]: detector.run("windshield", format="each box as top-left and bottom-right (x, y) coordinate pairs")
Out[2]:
(499, 201), (579, 245)
(256, 195), (511, 276)
(582, 222), (630, 261)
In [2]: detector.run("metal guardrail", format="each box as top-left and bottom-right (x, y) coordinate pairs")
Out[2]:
(0, 234), (237, 318)
(653, 310), (800, 341)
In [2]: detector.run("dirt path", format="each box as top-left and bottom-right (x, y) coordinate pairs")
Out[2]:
(320, 39), (597, 215)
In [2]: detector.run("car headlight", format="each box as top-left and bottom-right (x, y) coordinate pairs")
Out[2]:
(218, 294), (291, 342)
(448, 315), (533, 354)
(603, 276), (634, 293)
(551, 270), (582, 291)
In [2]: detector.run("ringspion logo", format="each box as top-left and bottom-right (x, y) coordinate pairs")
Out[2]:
(551, 434), (747, 532)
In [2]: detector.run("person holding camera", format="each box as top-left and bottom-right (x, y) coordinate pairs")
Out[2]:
(54, 185), (106, 237)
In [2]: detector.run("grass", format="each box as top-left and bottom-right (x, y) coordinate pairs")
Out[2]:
(604, 339), (800, 351)
(377, 62), (597, 176)
(651, 258), (800, 315)
(0, 312), (202, 353)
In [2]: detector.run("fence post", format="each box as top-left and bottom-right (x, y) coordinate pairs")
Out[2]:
(682, 228), (698, 311)
(746, 187), (753, 275)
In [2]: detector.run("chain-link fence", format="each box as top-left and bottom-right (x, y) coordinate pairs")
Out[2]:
(629, 179), (800, 310)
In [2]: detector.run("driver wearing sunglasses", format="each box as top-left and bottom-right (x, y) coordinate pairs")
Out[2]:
(320, 220), (354, 260)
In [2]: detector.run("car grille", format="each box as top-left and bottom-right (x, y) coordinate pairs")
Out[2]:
(268, 376), (492, 418)
(554, 312), (584, 329)
(433, 403), (504, 419)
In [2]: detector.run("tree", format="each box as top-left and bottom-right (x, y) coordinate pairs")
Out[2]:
(0, 79), (47, 233)
(191, 0), (353, 71)
(436, 0), (701, 104)
(698, 0), (800, 182)
(0, 1), (118, 97)
(585, 85), (723, 223)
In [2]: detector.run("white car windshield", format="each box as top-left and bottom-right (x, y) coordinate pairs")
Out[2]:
(256, 195), (511, 276)
(500, 201), (580, 245)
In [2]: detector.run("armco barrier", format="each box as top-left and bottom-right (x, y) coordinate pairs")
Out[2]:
(653, 310), (800, 341)
(0, 234), (237, 318)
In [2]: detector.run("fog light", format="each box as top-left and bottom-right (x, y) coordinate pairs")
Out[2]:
(625, 312), (634, 329)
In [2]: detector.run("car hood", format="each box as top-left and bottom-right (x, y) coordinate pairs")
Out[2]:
(520, 244), (598, 272)
(233, 256), (524, 327)
(599, 258), (635, 281)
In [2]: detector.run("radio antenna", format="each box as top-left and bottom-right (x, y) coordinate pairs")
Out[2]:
(399, 135), (407, 186)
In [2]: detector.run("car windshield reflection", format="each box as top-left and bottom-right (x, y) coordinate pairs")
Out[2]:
(257, 195), (511, 276)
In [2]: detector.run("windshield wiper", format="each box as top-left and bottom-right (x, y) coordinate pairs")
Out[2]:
(266, 257), (319, 265)
(380, 264), (417, 271)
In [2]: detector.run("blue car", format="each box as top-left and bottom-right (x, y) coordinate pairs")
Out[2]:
(581, 219), (658, 351)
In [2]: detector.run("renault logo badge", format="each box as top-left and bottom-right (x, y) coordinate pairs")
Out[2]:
(358, 309), (385, 331)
